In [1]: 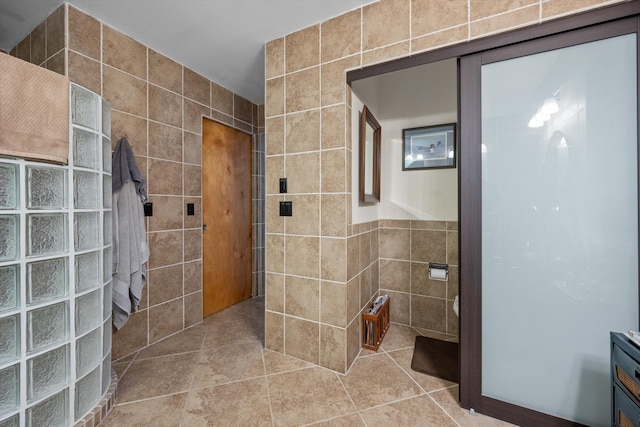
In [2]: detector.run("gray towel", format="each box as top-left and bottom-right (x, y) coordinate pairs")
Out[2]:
(112, 136), (149, 329)
(112, 136), (147, 201)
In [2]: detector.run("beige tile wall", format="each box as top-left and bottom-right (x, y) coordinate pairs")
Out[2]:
(12, 4), (265, 361)
(265, 0), (625, 373)
(9, 5), (65, 74)
(378, 220), (458, 337)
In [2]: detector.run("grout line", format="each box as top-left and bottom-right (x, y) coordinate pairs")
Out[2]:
(113, 389), (191, 408)
(299, 411), (363, 427)
(426, 390), (463, 427)
(334, 369), (361, 419)
(261, 349), (277, 426)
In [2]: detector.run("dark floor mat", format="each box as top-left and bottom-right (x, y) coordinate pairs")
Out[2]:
(410, 336), (458, 383)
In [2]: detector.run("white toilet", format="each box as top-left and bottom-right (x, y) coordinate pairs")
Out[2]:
(453, 295), (459, 317)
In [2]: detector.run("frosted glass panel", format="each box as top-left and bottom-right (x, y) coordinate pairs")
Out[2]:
(73, 128), (99, 170)
(74, 212), (100, 251)
(0, 265), (19, 313)
(26, 167), (66, 209)
(0, 216), (18, 261)
(74, 251), (100, 293)
(481, 34), (637, 427)
(103, 175), (112, 209)
(27, 345), (69, 402)
(0, 315), (19, 364)
(103, 137), (112, 173)
(73, 172), (99, 209)
(0, 163), (18, 210)
(71, 85), (99, 130)
(74, 367), (99, 421)
(0, 414), (18, 427)
(27, 214), (67, 256)
(102, 353), (111, 394)
(0, 364), (19, 416)
(102, 98), (111, 138)
(103, 247), (112, 283)
(75, 290), (100, 335)
(27, 258), (67, 305)
(103, 282), (112, 321)
(103, 318), (112, 357)
(26, 388), (67, 427)
(104, 211), (112, 245)
(27, 302), (68, 353)
(76, 328), (100, 377)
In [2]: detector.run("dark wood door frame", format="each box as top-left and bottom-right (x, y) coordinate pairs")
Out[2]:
(347, 2), (640, 426)
(460, 16), (639, 427)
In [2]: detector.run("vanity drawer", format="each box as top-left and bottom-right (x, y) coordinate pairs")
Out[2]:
(615, 384), (640, 427)
(613, 344), (640, 404)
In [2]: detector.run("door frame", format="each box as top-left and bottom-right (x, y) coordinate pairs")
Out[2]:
(347, 2), (640, 425)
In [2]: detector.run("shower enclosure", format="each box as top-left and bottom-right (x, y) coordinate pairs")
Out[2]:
(0, 84), (113, 426)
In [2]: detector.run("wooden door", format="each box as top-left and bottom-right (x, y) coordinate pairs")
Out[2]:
(202, 118), (252, 318)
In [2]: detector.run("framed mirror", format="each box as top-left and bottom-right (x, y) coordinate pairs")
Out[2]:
(359, 105), (381, 203)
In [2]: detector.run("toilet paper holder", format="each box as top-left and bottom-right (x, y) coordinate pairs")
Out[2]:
(428, 262), (448, 281)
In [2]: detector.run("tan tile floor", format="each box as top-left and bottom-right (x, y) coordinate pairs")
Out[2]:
(102, 297), (517, 426)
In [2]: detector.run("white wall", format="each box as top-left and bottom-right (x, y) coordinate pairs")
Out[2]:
(351, 59), (458, 223)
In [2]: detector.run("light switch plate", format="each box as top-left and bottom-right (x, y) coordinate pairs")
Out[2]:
(279, 201), (292, 216)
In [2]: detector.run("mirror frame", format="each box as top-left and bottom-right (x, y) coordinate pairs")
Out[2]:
(359, 105), (381, 203)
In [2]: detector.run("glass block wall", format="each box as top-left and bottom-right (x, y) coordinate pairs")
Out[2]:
(0, 83), (112, 426)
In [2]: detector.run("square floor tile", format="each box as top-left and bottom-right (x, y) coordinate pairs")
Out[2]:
(268, 367), (357, 426)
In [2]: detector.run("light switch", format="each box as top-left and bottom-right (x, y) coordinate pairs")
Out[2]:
(279, 201), (292, 216)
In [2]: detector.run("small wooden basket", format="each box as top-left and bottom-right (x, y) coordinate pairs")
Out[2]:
(362, 296), (390, 351)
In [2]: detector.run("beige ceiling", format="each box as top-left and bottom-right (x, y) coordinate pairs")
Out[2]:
(0, 0), (377, 104)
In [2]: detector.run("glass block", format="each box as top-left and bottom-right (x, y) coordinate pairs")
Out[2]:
(103, 137), (112, 173)
(0, 364), (18, 417)
(102, 353), (111, 394)
(102, 99), (111, 138)
(27, 302), (68, 354)
(102, 175), (112, 209)
(74, 366), (99, 421)
(27, 345), (68, 402)
(0, 315), (19, 364)
(0, 216), (18, 261)
(103, 211), (112, 245)
(0, 265), (19, 313)
(75, 251), (99, 293)
(76, 328), (100, 377)
(27, 214), (67, 257)
(103, 282), (112, 321)
(0, 163), (18, 210)
(26, 167), (66, 209)
(103, 318), (111, 357)
(71, 84), (99, 130)
(74, 212), (99, 251)
(73, 128), (99, 170)
(26, 388), (67, 427)
(73, 172), (98, 209)
(75, 290), (100, 335)
(27, 258), (67, 305)
(103, 247), (112, 283)
(0, 414), (18, 427)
